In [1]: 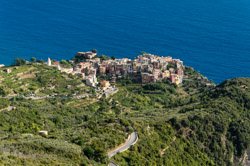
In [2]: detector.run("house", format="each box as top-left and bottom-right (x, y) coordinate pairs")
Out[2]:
(86, 75), (98, 87)
(76, 62), (92, 74)
(89, 68), (97, 75)
(78, 62), (92, 70)
(107, 64), (116, 75)
(76, 51), (97, 59)
(126, 64), (133, 73)
(99, 65), (107, 74)
(100, 80), (111, 90)
(142, 73), (155, 84)
(175, 75), (183, 85)
(169, 68), (175, 74)
(177, 69), (184, 77)
(170, 74), (177, 84)
(153, 69), (161, 80)
(162, 70), (170, 79)
(81, 73), (86, 79)
(164, 56), (173, 63)
(174, 59), (184, 68)
(170, 74), (182, 85)
(88, 58), (101, 64)
(152, 61), (160, 69)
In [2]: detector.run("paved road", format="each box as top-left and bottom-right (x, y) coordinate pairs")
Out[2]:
(108, 132), (138, 158)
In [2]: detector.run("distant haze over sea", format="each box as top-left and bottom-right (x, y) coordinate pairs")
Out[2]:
(0, 0), (250, 83)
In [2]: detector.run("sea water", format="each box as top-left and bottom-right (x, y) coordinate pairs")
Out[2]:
(0, 0), (250, 83)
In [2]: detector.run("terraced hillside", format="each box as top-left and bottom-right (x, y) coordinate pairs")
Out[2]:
(0, 64), (249, 166)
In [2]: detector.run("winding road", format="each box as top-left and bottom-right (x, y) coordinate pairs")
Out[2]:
(108, 132), (138, 165)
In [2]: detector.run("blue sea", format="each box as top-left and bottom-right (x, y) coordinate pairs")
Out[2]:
(0, 0), (250, 83)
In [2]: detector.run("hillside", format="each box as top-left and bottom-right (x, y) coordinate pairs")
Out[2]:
(0, 64), (249, 166)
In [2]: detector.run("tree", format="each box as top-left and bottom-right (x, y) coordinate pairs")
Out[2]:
(36, 59), (45, 64)
(98, 55), (110, 61)
(83, 146), (95, 159)
(91, 49), (97, 53)
(60, 60), (71, 68)
(60, 60), (68, 65)
(14, 58), (26, 66)
(31, 57), (37, 62)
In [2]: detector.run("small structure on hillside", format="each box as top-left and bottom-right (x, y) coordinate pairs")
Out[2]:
(38, 130), (48, 137)
(47, 58), (52, 66)
(4, 68), (12, 74)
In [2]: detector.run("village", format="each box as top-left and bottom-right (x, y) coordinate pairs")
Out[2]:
(47, 51), (185, 92)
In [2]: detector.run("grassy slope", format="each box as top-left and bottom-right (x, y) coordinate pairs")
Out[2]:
(0, 64), (249, 165)
(0, 64), (128, 165)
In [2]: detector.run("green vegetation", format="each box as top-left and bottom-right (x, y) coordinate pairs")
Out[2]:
(0, 63), (249, 165)
(13, 58), (26, 66)
(0, 64), (90, 97)
(60, 60), (72, 68)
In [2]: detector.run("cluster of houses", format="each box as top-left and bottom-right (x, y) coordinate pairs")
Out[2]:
(47, 51), (185, 89)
